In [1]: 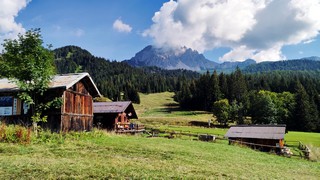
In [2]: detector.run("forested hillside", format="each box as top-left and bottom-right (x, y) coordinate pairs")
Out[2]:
(53, 46), (320, 132)
(54, 46), (199, 102)
(243, 58), (320, 73)
(175, 69), (320, 132)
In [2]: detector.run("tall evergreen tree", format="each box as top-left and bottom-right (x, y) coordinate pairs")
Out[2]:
(293, 81), (316, 131)
(219, 72), (228, 99)
(210, 70), (222, 104)
(231, 67), (248, 103)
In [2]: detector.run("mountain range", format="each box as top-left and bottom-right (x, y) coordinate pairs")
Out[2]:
(125, 45), (320, 73)
(124, 45), (218, 71)
(52, 45), (320, 99)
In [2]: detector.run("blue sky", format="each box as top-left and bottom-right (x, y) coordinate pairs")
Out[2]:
(1, 0), (320, 62)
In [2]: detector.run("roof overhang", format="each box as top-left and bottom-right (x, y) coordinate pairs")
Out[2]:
(225, 125), (286, 140)
(93, 101), (138, 119)
(0, 73), (101, 97)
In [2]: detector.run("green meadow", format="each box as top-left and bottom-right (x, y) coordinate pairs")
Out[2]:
(0, 92), (319, 179)
(136, 92), (320, 146)
(0, 130), (319, 179)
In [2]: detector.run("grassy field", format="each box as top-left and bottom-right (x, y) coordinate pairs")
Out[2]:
(134, 92), (214, 126)
(135, 92), (320, 145)
(285, 131), (320, 147)
(0, 131), (319, 179)
(135, 92), (320, 161)
(0, 92), (319, 179)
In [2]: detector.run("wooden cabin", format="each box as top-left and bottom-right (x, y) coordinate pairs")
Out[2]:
(0, 73), (101, 132)
(93, 101), (139, 131)
(225, 125), (286, 152)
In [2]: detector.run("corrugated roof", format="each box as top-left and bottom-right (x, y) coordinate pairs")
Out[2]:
(93, 101), (138, 119)
(0, 79), (18, 92)
(225, 125), (286, 140)
(0, 73), (101, 97)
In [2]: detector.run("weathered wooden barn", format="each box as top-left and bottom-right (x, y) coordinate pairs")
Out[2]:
(225, 125), (286, 152)
(0, 73), (101, 132)
(93, 101), (138, 130)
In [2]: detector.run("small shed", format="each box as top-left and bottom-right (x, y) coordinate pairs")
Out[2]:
(225, 125), (286, 152)
(93, 101), (138, 130)
(0, 73), (101, 132)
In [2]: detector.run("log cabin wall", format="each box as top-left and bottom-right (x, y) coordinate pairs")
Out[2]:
(61, 81), (93, 132)
(229, 137), (282, 152)
(1, 73), (100, 132)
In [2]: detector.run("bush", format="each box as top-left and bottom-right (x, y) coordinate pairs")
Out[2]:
(309, 145), (320, 162)
(0, 123), (31, 144)
(32, 128), (65, 144)
(0, 123), (106, 145)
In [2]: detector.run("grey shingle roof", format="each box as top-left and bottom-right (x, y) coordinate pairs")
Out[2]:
(225, 125), (286, 140)
(93, 101), (138, 119)
(0, 73), (101, 97)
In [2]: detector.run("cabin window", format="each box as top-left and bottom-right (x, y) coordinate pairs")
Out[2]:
(0, 96), (24, 116)
(0, 96), (14, 116)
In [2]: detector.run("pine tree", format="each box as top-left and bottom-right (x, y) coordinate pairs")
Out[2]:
(293, 81), (315, 131)
(210, 70), (221, 104)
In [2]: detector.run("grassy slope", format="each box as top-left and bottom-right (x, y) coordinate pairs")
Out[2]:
(0, 92), (320, 179)
(134, 92), (214, 126)
(135, 92), (320, 146)
(0, 132), (319, 179)
(285, 131), (320, 147)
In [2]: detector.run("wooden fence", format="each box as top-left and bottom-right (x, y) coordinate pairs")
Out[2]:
(280, 140), (311, 159)
(145, 128), (223, 142)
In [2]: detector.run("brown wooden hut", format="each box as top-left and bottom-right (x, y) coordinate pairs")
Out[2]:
(225, 125), (286, 152)
(0, 73), (101, 132)
(93, 101), (138, 130)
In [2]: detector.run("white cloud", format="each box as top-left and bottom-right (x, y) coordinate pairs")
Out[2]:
(53, 25), (61, 31)
(144, 0), (320, 62)
(73, 28), (85, 37)
(113, 18), (132, 33)
(0, 0), (30, 51)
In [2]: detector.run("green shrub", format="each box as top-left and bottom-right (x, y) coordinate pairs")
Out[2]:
(32, 128), (65, 144)
(309, 145), (320, 162)
(0, 124), (31, 144)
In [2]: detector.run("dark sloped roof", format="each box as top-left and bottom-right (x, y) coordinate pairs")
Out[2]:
(93, 101), (138, 119)
(0, 73), (101, 97)
(225, 125), (286, 140)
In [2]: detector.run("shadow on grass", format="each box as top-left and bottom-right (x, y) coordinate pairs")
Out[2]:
(188, 121), (230, 128)
(163, 103), (213, 114)
(150, 103), (182, 114)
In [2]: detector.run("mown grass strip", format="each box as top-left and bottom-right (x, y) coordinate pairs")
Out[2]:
(0, 130), (319, 179)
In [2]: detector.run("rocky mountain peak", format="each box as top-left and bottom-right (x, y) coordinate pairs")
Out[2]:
(124, 45), (218, 71)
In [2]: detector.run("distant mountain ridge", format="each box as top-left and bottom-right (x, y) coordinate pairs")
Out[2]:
(214, 59), (256, 73)
(124, 45), (218, 71)
(243, 57), (320, 73)
(124, 45), (320, 73)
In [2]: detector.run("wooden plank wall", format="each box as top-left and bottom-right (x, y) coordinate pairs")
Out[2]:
(61, 81), (93, 131)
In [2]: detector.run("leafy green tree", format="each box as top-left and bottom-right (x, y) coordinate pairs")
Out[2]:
(0, 28), (57, 134)
(275, 91), (295, 125)
(250, 90), (295, 126)
(229, 100), (244, 124)
(213, 99), (230, 126)
(251, 91), (277, 124)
